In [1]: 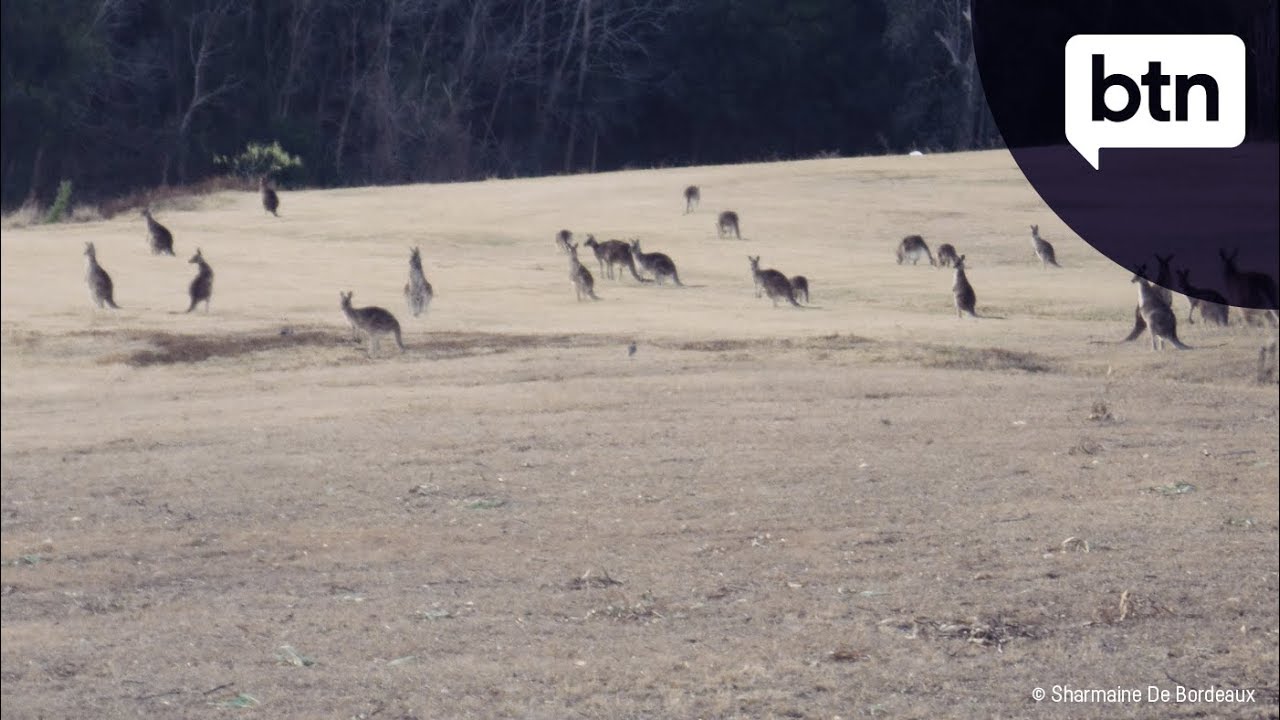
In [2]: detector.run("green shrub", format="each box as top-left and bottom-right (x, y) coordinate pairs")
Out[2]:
(213, 141), (303, 181)
(45, 180), (73, 224)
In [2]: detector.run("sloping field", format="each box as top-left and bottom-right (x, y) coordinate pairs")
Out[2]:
(2, 150), (1277, 719)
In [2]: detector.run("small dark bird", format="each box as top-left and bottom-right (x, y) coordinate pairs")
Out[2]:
(628, 342), (637, 358)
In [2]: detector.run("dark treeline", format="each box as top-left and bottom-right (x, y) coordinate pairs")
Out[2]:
(1, 0), (998, 210)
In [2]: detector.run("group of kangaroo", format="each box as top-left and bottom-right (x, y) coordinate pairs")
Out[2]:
(893, 232), (985, 318)
(895, 226), (1278, 349)
(81, 177), (1277, 359)
(82, 176), (283, 314)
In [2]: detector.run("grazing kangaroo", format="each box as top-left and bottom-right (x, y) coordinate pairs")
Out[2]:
(684, 185), (700, 213)
(717, 211), (741, 240)
(556, 229), (574, 254)
(1122, 256), (1177, 340)
(630, 239), (683, 286)
(83, 242), (121, 309)
(404, 246), (434, 317)
(1220, 248), (1279, 327)
(952, 254), (977, 318)
(340, 291), (405, 357)
(260, 176), (280, 217)
(583, 236), (650, 283)
(748, 256), (802, 308)
(1175, 268), (1230, 327)
(1029, 225), (1060, 268)
(896, 235), (934, 266)
(186, 248), (214, 313)
(790, 275), (810, 304)
(567, 243), (600, 301)
(1131, 273), (1190, 350)
(141, 208), (175, 256)
(935, 243), (960, 268)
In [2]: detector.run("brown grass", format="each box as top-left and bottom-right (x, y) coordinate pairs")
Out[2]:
(2, 150), (1277, 719)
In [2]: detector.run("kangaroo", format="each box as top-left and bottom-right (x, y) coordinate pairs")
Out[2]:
(630, 239), (683, 286)
(340, 291), (405, 357)
(583, 236), (650, 283)
(186, 248), (214, 313)
(935, 243), (960, 268)
(684, 185), (700, 213)
(83, 242), (121, 309)
(1123, 256), (1177, 340)
(748, 256), (802, 308)
(952, 254), (977, 318)
(141, 208), (175, 256)
(404, 246), (434, 317)
(567, 243), (600, 301)
(260, 175), (280, 217)
(1220, 248), (1279, 327)
(790, 275), (810, 304)
(556, 229), (574, 254)
(1175, 268), (1229, 327)
(896, 235), (934, 266)
(1131, 273), (1190, 350)
(717, 211), (741, 240)
(1030, 225), (1060, 268)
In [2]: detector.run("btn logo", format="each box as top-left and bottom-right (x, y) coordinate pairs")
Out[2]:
(1064, 35), (1246, 169)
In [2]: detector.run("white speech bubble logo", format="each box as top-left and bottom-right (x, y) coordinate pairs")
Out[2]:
(1065, 35), (1245, 169)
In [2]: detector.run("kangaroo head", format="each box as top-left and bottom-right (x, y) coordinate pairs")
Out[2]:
(84, 242), (95, 257)
(1219, 248), (1240, 269)
(189, 248), (203, 264)
(748, 255), (760, 269)
(340, 291), (353, 306)
(955, 254), (966, 270)
(1030, 224), (1039, 236)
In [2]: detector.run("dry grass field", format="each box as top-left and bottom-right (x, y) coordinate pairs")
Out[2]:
(2, 150), (1277, 719)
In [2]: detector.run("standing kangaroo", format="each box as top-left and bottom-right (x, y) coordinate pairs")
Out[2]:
(1122, 255), (1176, 341)
(260, 176), (280, 217)
(935, 243), (960, 268)
(583, 236), (650, 283)
(717, 211), (741, 240)
(684, 186), (700, 213)
(630, 239), (683, 286)
(404, 246), (434, 317)
(340, 291), (405, 357)
(1220, 248), (1279, 327)
(952, 254), (977, 318)
(567, 243), (600, 301)
(1175, 268), (1229, 327)
(896, 235), (934, 266)
(1131, 273), (1190, 350)
(1029, 225), (1060, 268)
(748, 256), (802, 308)
(83, 242), (121, 309)
(186, 248), (214, 313)
(141, 208), (175, 256)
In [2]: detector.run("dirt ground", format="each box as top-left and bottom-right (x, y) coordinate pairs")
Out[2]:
(2, 150), (1277, 719)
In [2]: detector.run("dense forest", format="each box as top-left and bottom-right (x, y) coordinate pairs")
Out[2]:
(1, 0), (1000, 211)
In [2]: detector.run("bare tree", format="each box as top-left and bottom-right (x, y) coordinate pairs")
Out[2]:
(165, 0), (243, 184)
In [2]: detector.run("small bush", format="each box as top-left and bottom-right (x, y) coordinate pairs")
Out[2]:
(45, 180), (73, 224)
(213, 141), (303, 182)
(1, 201), (41, 229)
